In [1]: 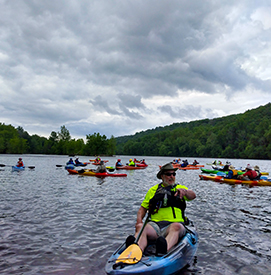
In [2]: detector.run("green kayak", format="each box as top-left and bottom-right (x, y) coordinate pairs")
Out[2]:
(201, 168), (243, 175)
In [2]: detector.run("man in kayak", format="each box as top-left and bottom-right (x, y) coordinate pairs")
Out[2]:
(95, 161), (107, 173)
(66, 158), (74, 165)
(254, 165), (262, 180)
(128, 159), (135, 166)
(115, 159), (123, 167)
(16, 158), (24, 167)
(127, 163), (196, 255)
(75, 158), (83, 165)
(226, 165), (238, 179)
(220, 161), (231, 171)
(238, 164), (257, 180)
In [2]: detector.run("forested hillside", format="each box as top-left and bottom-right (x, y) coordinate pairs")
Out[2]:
(0, 103), (270, 159)
(115, 103), (271, 159)
(0, 125), (116, 156)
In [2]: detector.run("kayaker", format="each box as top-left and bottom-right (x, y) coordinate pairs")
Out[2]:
(226, 165), (238, 179)
(141, 159), (147, 165)
(238, 164), (257, 180)
(126, 162), (196, 255)
(128, 159), (135, 166)
(254, 165), (262, 180)
(221, 161), (231, 171)
(75, 158), (82, 165)
(16, 158), (24, 167)
(115, 159), (123, 167)
(94, 156), (101, 163)
(181, 159), (188, 167)
(95, 161), (107, 173)
(192, 160), (199, 166)
(66, 158), (74, 165)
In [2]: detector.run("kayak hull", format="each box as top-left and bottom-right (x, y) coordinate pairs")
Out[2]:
(105, 223), (198, 275)
(199, 174), (271, 186)
(136, 163), (148, 167)
(116, 166), (146, 170)
(74, 162), (88, 167)
(179, 167), (199, 170)
(67, 169), (127, 177)
(65, 164), (75, 170)
(12, 166), (25, 171)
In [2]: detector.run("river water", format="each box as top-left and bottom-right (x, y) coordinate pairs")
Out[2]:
(0, 154), (270, 275)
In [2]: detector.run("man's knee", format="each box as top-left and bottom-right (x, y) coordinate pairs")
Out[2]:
(168, 222), (185, 235)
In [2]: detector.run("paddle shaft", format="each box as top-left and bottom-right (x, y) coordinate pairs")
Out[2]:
(0, 164), (35, 169)
(135, 212), (151, 244)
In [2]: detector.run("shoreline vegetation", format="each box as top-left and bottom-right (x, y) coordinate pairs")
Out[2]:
(0, 103), (270, 159)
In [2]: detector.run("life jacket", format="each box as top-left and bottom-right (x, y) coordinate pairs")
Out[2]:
(149, 183), (188, 224)
(17, 161), (24, 167)
(227, 169), (238, 179)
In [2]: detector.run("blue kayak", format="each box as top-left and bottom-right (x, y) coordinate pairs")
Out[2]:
(105, 221), (198, 275)
(12, 166), (25, 171)
(65, 164), (75, 170)
(65, 162), (88, 169)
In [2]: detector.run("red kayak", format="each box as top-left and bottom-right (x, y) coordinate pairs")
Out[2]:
(136, 163), (148, 167)
(116, 165), (146, 170)
(179, 167), (199, 170)
(67, 169), (127, 177)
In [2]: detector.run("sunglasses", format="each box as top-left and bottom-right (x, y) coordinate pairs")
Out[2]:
(163, 172), (176, 177)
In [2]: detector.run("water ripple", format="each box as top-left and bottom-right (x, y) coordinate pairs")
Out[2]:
(0, 155), (271, 274)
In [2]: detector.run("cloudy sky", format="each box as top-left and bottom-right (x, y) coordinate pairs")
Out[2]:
(1, 1), (271, 139)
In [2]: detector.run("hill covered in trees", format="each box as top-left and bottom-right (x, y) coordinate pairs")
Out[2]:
(115, 103), (271, 159)
(0, 125), (116, 156)
(0, 103), (270, 159)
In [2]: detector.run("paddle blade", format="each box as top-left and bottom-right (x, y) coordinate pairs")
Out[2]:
(0, 164), (6, 167)
(28, 166), (35, 169)
(116, 244), (142, 264)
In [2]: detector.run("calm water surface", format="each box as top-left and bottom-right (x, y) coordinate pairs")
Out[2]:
(0, 155), (270, 275)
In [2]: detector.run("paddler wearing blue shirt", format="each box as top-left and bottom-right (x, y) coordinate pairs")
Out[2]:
(126, 162), (196, 255)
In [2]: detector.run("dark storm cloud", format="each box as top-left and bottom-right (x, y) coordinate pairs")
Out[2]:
(0, 0), (270, 138)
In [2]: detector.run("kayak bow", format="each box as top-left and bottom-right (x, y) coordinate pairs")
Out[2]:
(105, 221), (198, 275)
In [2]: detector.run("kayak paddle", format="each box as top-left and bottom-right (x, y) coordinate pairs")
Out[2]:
(0, 164), (35, 169)
(116, 212), (151, 265)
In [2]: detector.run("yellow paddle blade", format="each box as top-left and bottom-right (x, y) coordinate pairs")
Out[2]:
(116, 244), (142, 264)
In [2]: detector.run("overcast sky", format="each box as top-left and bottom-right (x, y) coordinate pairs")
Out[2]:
(1, 1), (270, 139)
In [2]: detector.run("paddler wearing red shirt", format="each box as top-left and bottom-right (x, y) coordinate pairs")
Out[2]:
(16, 158), (24, 167)
(238, 164), (257, 180)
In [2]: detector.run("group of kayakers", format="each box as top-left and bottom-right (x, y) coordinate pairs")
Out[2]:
(66, 157), (84, 165)
(213, 161), (262, 180)
(115, 158), (147, 167)
(172, 159), (200, 167)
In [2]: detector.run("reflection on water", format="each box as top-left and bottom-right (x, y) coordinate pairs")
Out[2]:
(0, 155), (270, 275)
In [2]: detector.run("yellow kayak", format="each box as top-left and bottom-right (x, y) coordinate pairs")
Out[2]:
(199, 174), (271, 186)
(67, 169), (127, 177)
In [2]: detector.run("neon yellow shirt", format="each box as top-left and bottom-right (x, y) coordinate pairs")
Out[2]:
(141, 183), (188, 222)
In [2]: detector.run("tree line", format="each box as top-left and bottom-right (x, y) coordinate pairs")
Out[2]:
(0, 124), (116, 156)
(115, 103), (271, 159)
(0, 103), (270, 159)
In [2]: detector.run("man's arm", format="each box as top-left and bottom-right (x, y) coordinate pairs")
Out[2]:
(136, 206), (147, 226)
